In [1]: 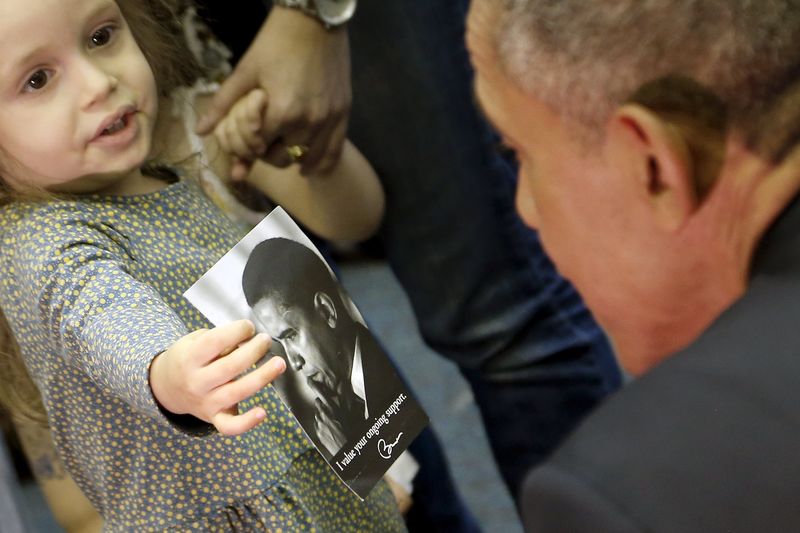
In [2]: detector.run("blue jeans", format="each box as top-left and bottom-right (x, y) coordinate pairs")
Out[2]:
(347, 0), (622, 499)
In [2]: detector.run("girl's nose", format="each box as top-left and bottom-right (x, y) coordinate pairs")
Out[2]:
(79, 59), (118, 109)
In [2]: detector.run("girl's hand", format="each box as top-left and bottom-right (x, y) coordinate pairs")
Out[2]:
(214, 89), (268, 180)
(149, 319), (285, 436)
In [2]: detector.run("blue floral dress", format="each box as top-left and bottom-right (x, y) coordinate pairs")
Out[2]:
(0, 175), (404, 532)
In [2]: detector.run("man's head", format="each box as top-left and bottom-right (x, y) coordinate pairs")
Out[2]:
(467, 0), (800, 373)
(242, 238), (355, 401)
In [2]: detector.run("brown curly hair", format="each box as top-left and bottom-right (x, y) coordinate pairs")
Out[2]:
(0, 0), (203, 423)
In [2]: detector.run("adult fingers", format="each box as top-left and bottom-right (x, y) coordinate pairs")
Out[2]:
(261, 139), (295, 168)
(315, 396), (336, 421)
(306, 375), (332, 405)
(752, 142), (800, 233)
(301, 116), (348, 175)
(314, 408), (334, 438)
(196, 64), (258, 135)
(254, 98), (295, 165)
(295, 117), (337, 175)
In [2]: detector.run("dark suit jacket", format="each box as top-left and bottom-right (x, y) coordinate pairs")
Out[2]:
(355, 323), (407, 420)
(521, 197), (800, 532)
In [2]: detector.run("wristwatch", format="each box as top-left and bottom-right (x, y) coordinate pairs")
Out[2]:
(273, 0), (357, 29)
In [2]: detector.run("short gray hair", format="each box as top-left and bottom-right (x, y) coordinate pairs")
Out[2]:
(493, 0), (800, 159)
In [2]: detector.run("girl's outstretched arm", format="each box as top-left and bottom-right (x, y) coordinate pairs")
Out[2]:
(149, 320), (286, 436)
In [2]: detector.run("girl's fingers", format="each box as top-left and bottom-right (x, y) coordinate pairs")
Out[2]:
(222, 116), (254, 159)
(213, 120), (233, 157)
(195, 320), (255, 365)
(208, 356), (286, 410)
(295, 113), (340, 175)
(236, 91), (267, 154)
(203, 333), (271, 389)
(230, 157), (252, 181)
(215, 116), (251, 161)
(211, 406), (266, 436)
(247, 89), (267, 122)
(218, 90), (266, 160)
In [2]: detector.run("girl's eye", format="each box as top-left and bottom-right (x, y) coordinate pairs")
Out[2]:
(23, 70), (52, 92)
(89, 25), (116, 48)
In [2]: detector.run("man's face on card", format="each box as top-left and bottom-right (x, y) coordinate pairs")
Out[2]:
(252, 294), (351, 404)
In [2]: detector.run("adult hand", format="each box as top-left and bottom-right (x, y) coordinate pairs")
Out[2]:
(196, 6), (352, 175)
(310, 379), (364, 456)
(149, 320), (286, 436)
(313, 395), (350, 456)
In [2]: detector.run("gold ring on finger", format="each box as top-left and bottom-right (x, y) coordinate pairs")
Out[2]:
(285, 144), (310, 163)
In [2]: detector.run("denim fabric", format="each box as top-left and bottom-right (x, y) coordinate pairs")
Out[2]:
(347, 0), (622, 498)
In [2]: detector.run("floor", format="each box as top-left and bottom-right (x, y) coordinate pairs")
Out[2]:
(10, 258), (523, 532)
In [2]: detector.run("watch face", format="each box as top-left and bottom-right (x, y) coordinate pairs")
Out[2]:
(315, 0), (357, 25)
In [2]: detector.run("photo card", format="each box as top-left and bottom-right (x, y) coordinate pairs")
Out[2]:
(184, 207), (429, 499)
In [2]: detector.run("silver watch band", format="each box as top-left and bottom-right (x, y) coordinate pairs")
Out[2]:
(273, 0), (355, 29)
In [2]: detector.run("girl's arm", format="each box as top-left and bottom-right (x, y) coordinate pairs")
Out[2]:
(11, 416), (104, 533)
(244, 141), (384, 243)
(7, 214), (277, 437)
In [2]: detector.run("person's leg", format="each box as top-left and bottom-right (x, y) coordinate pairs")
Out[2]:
(347, 0), (622, 498)
(406, 426), (481, 533)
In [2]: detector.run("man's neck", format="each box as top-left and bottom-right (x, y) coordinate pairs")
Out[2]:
(610, 259), (744, 376)
(615, 140), (800, 375)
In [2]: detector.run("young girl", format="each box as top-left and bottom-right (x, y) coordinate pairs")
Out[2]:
(0, 0), (403, 530)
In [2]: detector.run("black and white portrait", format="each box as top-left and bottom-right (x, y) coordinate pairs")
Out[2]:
(242, 236), (403, 459)
(184, 208), (427, 498)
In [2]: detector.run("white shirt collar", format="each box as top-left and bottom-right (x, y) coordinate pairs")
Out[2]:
(350, 335), (368, 418)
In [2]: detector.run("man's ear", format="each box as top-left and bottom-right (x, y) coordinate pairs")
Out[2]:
(609, 104), (696, 231)
(313, 292), (337, 328)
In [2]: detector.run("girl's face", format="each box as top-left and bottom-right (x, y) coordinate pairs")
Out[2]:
(0, 0), (158, 194)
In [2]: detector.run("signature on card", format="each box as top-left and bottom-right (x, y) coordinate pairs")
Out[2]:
(378, 433), (403, 460)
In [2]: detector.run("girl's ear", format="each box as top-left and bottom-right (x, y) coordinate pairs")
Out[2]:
(607, 104), (696, 231)
(313, 291), (337, 328)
